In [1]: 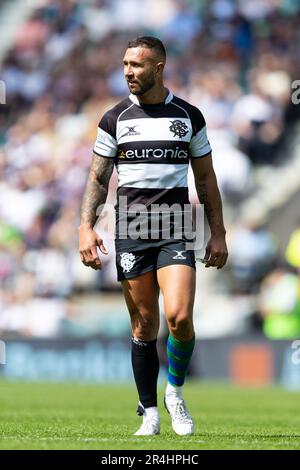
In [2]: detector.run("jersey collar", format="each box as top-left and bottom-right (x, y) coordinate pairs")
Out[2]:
(129, 90), (173, 106)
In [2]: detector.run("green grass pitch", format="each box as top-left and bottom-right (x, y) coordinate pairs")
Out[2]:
(0, 380), (299, 450)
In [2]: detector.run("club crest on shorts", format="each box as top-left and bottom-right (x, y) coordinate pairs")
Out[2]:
(120, 252), (136, 273)
(172, 250), (187, 260)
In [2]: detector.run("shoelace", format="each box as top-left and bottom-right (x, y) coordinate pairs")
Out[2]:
(170, 400), (193, 423)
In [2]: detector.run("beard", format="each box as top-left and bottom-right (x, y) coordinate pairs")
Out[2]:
(128, 74), (156, 95)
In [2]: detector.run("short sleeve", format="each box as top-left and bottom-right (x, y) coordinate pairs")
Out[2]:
(189, 107), (212, 158)
(93, 112), (117, 158)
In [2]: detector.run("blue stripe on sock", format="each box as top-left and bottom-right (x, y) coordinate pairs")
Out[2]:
(167, 357), (189, 372)
(167, 341), (193, 360)
(167, 335), (195, 388)
(168, 373), (184, 386)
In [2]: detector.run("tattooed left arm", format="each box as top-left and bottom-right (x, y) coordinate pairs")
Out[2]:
(191, 154), (228, 269)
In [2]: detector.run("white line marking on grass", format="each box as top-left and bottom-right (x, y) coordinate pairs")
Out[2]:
(0, 436), (205, 443)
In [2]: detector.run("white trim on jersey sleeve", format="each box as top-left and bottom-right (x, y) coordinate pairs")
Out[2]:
(117, 163), (188, 189)
(189, 125), (212, 158)
(93, 127), (117, 158)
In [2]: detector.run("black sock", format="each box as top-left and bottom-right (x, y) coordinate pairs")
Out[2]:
(131, 337), (159, 408)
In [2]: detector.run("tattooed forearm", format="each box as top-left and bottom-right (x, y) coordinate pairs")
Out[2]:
(80, 155), (114, 227)
(198, 181), (216, 226)
(198, 182), (207, 205)
(197, 179), (226, 236)
(191, 156), (226, 237)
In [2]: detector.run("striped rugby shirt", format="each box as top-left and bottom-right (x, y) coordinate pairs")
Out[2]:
(93, 90), (211, 211)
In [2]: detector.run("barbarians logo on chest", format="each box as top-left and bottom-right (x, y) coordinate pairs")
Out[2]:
(169, 120), (189, 138)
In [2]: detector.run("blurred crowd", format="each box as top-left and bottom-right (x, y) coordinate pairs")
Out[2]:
(0, 0), (300, 338)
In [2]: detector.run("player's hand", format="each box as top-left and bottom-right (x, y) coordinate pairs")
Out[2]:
(203, 234), (228, 269)
(78, 225), (108, 270)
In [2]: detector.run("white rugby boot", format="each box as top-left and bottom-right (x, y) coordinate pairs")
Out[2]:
(134, 402), (160, 436)
(164, 387), (194, 436)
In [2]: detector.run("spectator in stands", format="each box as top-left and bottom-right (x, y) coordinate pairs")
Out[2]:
(0, 0), (299, 337)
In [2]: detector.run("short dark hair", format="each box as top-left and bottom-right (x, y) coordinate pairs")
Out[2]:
(127, 36), (166, 61)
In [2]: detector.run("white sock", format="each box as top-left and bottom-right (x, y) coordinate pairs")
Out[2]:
(165, 382), (183, 399)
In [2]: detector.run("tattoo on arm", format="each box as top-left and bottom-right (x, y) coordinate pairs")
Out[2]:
(197, 181), (225, 233)
(80, 155), (114, 226)
(198, 181), (217, 228)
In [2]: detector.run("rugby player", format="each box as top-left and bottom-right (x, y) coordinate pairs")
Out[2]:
(79, 37), (228, 436)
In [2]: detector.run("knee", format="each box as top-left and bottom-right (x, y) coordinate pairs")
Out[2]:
(130, 310), (159, 340)
(167, 309), (194, 339)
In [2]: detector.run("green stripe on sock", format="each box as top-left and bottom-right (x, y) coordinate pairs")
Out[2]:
(167, 334), (195, 387)
(168, 366), (186, 378)
(169, 334), (195, 352)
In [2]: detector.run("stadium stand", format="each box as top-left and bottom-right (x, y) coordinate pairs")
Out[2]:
(0, 0), (299, 339)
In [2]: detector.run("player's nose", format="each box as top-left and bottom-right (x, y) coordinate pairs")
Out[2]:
(125, 67), (134, 79)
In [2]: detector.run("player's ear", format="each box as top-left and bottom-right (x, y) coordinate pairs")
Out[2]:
(156, 61), (164, 74)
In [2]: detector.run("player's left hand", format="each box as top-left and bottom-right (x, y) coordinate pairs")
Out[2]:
(203, 234), (228, 269)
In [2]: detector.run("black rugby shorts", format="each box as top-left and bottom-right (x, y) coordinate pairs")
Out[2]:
(115, 238), (196, 281)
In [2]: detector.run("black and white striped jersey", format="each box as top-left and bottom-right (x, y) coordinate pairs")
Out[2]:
(93, 90), (211, 210)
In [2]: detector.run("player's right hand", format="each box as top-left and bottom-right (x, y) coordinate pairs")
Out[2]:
(78, 225), (108, 270)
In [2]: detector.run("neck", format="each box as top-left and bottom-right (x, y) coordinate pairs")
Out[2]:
(137, 84), (168, 105)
